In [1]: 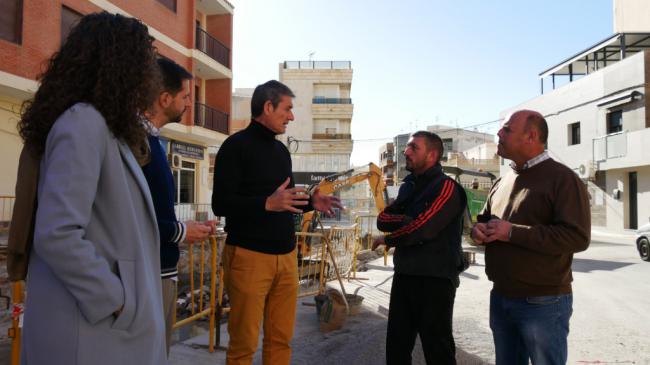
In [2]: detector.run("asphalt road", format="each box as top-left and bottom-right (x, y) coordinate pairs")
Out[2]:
(455, 232), (650, 364)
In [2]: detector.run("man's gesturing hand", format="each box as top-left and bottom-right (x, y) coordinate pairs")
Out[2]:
(265, 177), (309, 213)
(371, 236), (386, 251)
(311, 187), (344, 216)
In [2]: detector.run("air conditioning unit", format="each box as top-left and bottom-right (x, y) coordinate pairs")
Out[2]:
(171, 153), (182, 169)
(577, 160), (596, 180)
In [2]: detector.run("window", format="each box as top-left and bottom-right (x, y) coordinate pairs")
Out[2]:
(568, 122), (581, 145)
(156, 0), (177, 12)
(173, 160), (195, 204)
(442, 138), (453, 161)
(61, 6), (83, 44)
(0, 0), (23, 44)
(608, 110), (623, 134)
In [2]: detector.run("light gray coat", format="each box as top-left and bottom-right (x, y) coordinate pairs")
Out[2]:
(21, 103), (167, 365)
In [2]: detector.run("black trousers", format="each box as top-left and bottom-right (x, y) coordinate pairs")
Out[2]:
(386, 274), (457, 365)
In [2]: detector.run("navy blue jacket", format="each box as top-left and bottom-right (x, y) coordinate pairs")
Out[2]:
(142, 134), (184, 278)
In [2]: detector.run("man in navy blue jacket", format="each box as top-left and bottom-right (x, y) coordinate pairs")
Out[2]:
(141, 57), (212, 355)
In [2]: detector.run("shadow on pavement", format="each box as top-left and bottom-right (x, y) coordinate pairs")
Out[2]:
(572, 258), (636, 273)
(290, 305), (490, 365)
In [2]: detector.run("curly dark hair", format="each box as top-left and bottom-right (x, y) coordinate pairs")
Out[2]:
(18, 12), (159, 157)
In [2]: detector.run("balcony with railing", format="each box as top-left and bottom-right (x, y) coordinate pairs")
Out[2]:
(381, 152), (394, 164)
(194, 103), (229, 135)
(593, 131), (627, 161)
(195, 0), (234, 16)
(284, 61), (351, 70)
(593, 128), (650, 170)
(312, 97), (352, 104)
(312, 133), (352, 140)
(195, 27), (230, 68)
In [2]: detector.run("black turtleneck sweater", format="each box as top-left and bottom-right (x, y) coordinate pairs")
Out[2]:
(212, 120), (312, 254)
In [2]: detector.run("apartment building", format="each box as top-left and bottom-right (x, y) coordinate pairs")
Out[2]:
(393, 133), (410, 183)
(500, 0), (650, 231)
(378, 142), (395, 186)
(279, 61), (354, 185)
(0, 0), (233, 207)
(426, 125), (495, 160)
(230, 87), (253, 134)
(389, 127), (497, 187)
(446, 141), (499, 189)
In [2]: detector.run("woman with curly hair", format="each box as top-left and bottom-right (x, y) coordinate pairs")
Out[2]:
(17, 12), (167, 365)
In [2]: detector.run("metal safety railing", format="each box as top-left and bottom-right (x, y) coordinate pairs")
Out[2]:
(195, 26), (230, 68)
(194, 102), (229, 135)
(172, 234), (225, 353)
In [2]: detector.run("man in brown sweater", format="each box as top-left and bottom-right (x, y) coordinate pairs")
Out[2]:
(471, 110), (590, 365)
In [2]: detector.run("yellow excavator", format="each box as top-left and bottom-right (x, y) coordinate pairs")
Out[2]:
(297, 163), (387, 256)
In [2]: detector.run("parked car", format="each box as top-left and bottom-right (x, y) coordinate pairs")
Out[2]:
(635, 222), (650, 262)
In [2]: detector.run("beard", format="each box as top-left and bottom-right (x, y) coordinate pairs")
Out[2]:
(166, 107), (186, 124)
(405, 159), (416, 172)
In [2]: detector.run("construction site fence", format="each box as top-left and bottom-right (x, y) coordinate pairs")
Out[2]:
(172, 234), (224, 353)
(174, 203), (219, 224)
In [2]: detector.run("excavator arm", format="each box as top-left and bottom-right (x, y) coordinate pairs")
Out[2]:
(300, 163), (386, 234)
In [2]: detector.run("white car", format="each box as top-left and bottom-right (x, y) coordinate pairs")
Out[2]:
(635, 222), (650, 262)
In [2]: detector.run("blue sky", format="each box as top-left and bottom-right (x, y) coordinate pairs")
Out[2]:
(229, 0), (613, 165)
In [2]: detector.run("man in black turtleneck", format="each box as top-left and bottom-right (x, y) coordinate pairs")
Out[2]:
(373, 131), (467, 365)
(212, 80), (341, 365)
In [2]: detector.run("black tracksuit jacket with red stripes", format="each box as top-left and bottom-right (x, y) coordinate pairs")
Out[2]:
(377, 164), (467, 280)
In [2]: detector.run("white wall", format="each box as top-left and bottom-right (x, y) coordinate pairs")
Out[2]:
(0, 96), (24, 196)
(499, 51), (650, 232)
(614, 0), (650, 33)
(500, 51), (647, 177)
(313, 84), (339, 98)
(463, 142), (497, 160)
(604, 166), (650, 230)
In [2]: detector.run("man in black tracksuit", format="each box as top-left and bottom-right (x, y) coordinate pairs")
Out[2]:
(374, 131), (467, 365)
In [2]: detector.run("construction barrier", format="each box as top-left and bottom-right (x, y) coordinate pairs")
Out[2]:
(326, 225), (357, 279)
(173, 234), (224, 353)
(296, 231), (329, 298)
(353, 214), (390, 266)
(8, 281), (23, 365)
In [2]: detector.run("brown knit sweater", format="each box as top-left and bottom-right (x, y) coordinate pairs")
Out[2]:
(483, 158), (591, 297)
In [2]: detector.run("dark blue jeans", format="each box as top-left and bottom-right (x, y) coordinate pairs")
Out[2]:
(489, 290), (572, 365)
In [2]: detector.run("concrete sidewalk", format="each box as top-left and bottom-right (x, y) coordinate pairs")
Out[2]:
(591, 226), (637, 244)
(169, 253), (491, 365)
